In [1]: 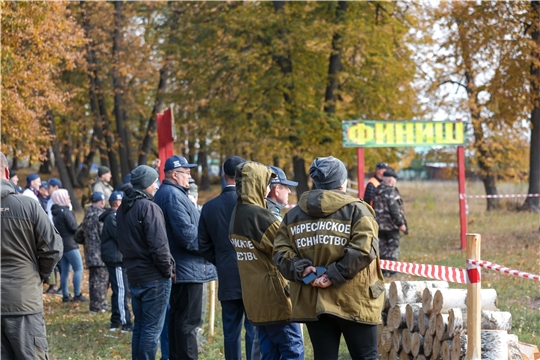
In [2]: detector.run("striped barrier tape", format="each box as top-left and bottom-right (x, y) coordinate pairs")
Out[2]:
(466, 259), (540, 282)
(465, 193), (540, 199)
(379, 259), (473, 284)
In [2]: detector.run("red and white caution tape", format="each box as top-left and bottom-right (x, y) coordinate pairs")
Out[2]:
(465, 193), (540, 199)
(466, 259), (540, 282)
(380, 260), (471, 284)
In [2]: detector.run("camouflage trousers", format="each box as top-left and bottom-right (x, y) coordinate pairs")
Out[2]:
(379, 230), (401, 262)
(89, 266), (109, 313)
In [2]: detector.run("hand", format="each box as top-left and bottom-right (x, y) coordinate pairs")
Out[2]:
(399, 224), (407, 233)
(312, 274), (332, 288)
(302, 266), (317, 277)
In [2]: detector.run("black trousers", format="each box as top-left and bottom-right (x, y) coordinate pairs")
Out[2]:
(107, 265), (132, 328)
(305, 314), (378, 360)
(169, 283), (203, 360)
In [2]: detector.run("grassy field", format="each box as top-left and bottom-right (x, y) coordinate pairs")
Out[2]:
(43, 180), (540, 359)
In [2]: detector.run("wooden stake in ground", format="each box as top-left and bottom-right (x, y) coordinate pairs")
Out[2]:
(209, 281), (216, 336)
(466, 233), (481, 360)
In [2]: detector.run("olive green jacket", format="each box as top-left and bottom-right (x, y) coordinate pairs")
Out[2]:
(273, 189), (385, 324)
(229, 162), (292, 326)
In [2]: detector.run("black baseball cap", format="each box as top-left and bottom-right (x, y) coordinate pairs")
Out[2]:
(383, 170), (398, 179)
(269, 166), (298, 187)
(376, 162), (389, 170)
(48, 178), (62, 188)
(223, 156), (246, 177)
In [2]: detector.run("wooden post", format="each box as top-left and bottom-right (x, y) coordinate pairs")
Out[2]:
(466, 233), (481, 360)
(457, 145), (467, 250)
(357, 147), (365, 199)
(208, 280), (216, 336)
(157, 106), (175, 181)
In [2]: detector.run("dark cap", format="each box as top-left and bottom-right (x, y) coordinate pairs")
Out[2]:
(40, 181), (48, 189)
(98, 166), (111, 177)
(223, 156), (246, 177)
(109, 191), (123, 202)
(48, 178), (62, 188)
(376, 162), (389, 170)
(15, 185), (23, 194)
(383, 170), (398, 179)
(26, 173), (40, 185)
(269, 166), (298, 187)
(9, 169), (16, 179)
(131, 165), (159, 190)
(309, 156), (348, 190)
(164, 155), (197, 172)
(91, 192), (106, 202)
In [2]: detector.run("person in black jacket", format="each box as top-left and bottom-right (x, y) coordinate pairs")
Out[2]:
(117, 165), (175, 360)
(100, 191), (132, 332)
(51, 189), (88, 303)
(363, 162), (388, 205)
(198, 156), (259, 360)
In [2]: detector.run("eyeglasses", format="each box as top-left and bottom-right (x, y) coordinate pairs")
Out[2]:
(174, 170), (191, 176)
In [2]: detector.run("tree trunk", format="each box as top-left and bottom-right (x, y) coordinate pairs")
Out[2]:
(112, 0), (132, 179)
(96, 78), (120, 188)
(198, 138), (211, 191)
(47, 112), (82, 212)
(293, 156), (310, 196)
(524, 1), (540, 212)
(63, 132), (80, 188)
(11, 156), (19, 170)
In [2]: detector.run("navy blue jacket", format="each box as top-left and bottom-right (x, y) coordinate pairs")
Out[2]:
(99, 208), (123, 267)
(154, 180), (217, 283)
(198, 186), (242, 301)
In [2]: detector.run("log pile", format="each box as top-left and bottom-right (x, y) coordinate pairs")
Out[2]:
(378, 280), (524, 360)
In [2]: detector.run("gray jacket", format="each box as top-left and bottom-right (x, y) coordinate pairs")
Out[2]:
(1, 179), (63, 315)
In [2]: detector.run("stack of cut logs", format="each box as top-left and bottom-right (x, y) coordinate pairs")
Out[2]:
(378, 280), (523, 360)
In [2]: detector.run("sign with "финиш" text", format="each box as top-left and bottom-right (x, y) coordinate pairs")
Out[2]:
(342, 120), (468, 148)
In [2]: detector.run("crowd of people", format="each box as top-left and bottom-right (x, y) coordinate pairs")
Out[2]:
(1, 150), (408, 360)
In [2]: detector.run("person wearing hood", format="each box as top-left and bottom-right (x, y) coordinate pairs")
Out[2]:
(80, 192), (108, 314)
(1, 152), (63, 360)
(273, 156), (384, 360)
(22, 173), (41, 202)
(100, 191), (132, 333)
(229, 161), (304, 360)
(117, 165), (174, 360)
(51, 189), (88, 303)
(154, 155), (217, 360)
(266, 166), (298, 221)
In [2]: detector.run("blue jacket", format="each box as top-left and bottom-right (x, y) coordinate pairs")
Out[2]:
(154, 180), (217, 283)
(198, 186), (242, 301)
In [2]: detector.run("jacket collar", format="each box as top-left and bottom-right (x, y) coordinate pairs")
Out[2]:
(161, 179), (189, 194)
(222, 186), (236, 194)
(1, 179), (15, 198)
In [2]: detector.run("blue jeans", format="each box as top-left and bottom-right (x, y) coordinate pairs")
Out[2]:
(130, 279), (172, 360)
(160, 305), (170, 360)
(60, 249), (83, 298)
(258, 323), (304, 360)
(221, 299), (257, 360)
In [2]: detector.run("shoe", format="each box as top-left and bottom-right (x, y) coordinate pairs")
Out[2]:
(73, 294), (89, 302)
(62, 296), (72, 303)
(45, 286), (58, 294)
(121, 324), (133, 333)
(109, 327), (120, 332)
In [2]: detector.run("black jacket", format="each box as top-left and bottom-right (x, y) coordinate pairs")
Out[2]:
(198, 186), (242, 301)
(116, 187), (175, 285)
(99, 208), (122, 267)
(51, 204), (79, 253)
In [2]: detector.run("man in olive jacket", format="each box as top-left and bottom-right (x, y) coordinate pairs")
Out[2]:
(273, 156), (384, 360)
(1, 152), (63, 359)
(229, 161), (304, 360)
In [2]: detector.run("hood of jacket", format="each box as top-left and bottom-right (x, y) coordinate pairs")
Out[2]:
(298, 189), (375, 218)
(236, 162), (272, 208)
(99, 208), (116, 222)
(122, 186), (154, 210)
(51, 204), (70, 217)
(1, 179), (15, 198)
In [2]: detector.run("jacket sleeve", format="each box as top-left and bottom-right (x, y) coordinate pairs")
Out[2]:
(65, 211), (79, 234)
(388, 191), (405, 227)
(167, 196), (199, 253)
(33, 203), (63, 281)
(326, 211), (379, 288)
(253, 219), (281, 258)
(363, 182), (375, 204)
(273, 221), (313, 283)
(144, 204), (174, 279)
(198, 208), (216, 265)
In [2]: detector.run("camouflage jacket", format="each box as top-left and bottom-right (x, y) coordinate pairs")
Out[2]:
(372, 183), (406, 232)
(81, 204), (105, 267)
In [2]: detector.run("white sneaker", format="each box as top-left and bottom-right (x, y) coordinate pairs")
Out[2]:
(109, 327), (119, 332)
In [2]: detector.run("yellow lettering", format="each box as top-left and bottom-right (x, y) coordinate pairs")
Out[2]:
(347, 123), (374, 145)
(446, 122), (464, 144)
(435, 123), (444, 144)
(406, 123), (415, 144)
(375, 123), (395, 145)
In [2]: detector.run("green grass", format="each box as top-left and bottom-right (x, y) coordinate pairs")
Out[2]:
(45, 180), (540, 359)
